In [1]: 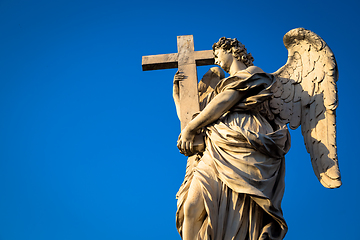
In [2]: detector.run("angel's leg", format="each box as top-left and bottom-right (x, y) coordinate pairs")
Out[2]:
(182, 176), (206, 240)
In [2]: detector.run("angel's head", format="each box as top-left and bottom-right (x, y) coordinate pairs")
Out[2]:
(212, 37), (254, 69)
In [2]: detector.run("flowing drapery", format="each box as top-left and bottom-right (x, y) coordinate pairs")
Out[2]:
(176, 69), (291, 240)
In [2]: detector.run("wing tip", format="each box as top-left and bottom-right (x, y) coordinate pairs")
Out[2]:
(320, 179), (342, 189)
(320, 173), (342, 189)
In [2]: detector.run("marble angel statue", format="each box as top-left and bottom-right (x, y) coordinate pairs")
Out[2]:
(173, 28), (341, 240)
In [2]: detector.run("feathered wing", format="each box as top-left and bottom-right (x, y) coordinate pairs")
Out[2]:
(271, 28), (341, 188)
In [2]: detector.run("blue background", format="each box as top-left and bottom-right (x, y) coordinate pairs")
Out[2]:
(0, 0), (359, 239)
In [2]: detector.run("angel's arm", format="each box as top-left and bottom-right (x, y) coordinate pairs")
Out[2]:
(188, 89), (242, 130)
(178, 89), (244, 155)
(172, 71), (182, 120)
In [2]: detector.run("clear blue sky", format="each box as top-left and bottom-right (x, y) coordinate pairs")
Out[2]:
(0, 0), (359, 239)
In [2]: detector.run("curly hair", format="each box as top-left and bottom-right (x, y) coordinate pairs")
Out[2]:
(212, 37), (254, 67)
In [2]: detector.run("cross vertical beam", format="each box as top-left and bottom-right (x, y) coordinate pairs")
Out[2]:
(142, 35), (214, 130)
(177, 36), (200, 129)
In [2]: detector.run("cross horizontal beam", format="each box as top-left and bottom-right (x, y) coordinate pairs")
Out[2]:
(142, 50), (214, 71)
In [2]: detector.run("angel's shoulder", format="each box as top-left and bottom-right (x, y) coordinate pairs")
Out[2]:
(246, 66), (265, 74)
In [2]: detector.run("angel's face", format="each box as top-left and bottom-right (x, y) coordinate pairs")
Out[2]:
(214, 48), (233, 73)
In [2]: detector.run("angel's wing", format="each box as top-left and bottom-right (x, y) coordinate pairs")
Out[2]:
(271, 28), (341, 188)
(198, 66), (225, 111)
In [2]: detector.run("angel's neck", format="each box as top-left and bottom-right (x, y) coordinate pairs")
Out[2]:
(229, 60), (247, 76)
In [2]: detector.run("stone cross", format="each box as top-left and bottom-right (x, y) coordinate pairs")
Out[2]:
(142, 35), (214, 130)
